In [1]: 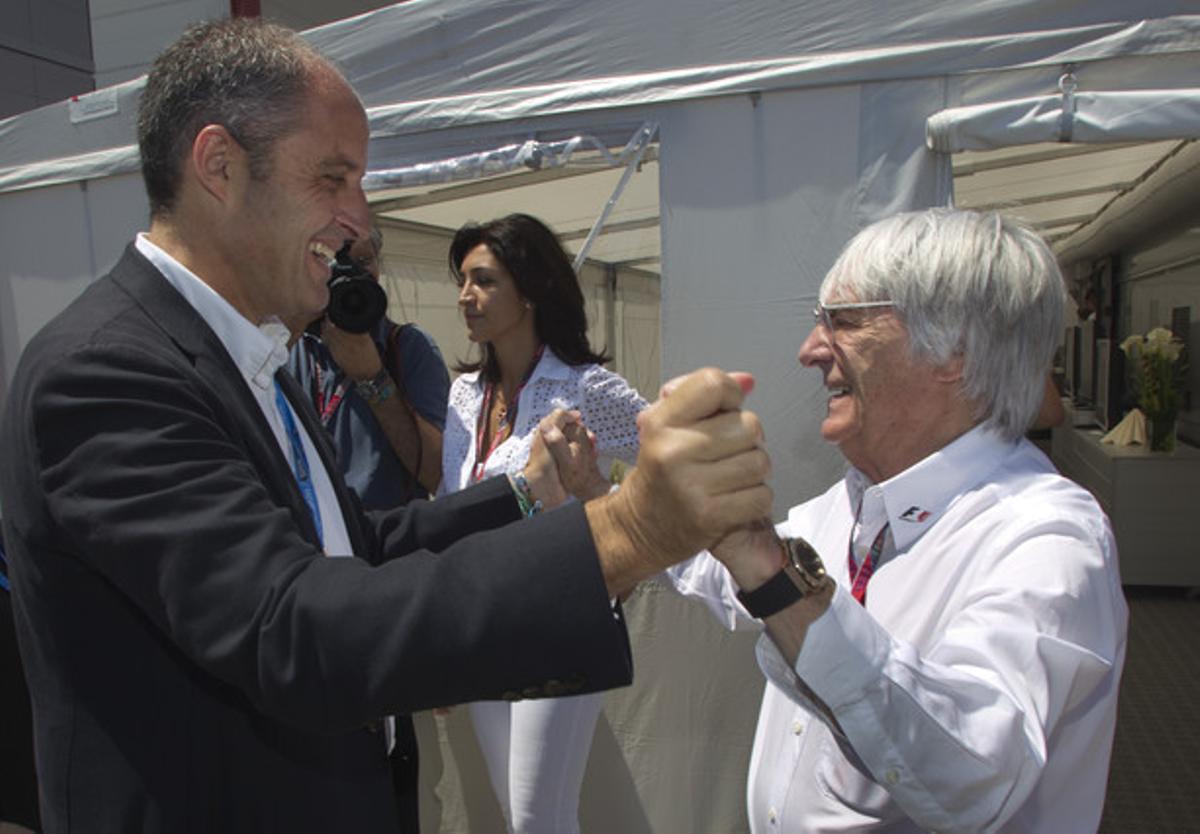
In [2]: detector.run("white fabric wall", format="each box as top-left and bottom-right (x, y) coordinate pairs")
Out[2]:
(658, 83), (950, 512)
(0, 172), (147, 403)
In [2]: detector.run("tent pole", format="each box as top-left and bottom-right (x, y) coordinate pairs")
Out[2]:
(572, 123), (658, 272)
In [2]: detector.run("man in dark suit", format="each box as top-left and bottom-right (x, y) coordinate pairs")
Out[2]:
(0, 19), (771, 834)
(0, 538), (39, 834)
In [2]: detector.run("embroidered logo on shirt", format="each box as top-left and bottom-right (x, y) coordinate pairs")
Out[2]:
(899, 506), (932, 523)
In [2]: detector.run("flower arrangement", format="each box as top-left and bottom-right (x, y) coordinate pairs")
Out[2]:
(1119, 326), (1186, 452)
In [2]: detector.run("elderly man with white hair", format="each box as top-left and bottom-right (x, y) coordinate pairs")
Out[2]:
(669, 208), (1127, 833)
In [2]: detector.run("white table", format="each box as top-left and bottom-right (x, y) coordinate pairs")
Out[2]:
(1051, 423), (1200, 587)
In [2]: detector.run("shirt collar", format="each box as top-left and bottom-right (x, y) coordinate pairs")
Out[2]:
(135, 233), (292, 391)
(845, 424), (1016, 552)
(526, 347), (571, 384)
(464, 346), (572, 391)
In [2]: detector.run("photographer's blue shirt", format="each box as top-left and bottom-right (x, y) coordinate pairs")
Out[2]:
(288, 317), (449, 510)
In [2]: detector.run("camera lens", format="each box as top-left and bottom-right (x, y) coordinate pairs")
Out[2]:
(327, 275), (387, 333)
(325, 240), (388, 333)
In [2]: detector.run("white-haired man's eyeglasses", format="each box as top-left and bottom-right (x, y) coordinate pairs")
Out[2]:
(812, 300), (895, 337)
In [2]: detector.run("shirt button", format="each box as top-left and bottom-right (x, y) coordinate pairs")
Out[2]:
(884, 767), (901, 785)
(768, 807), (778, 824)
(791, 720), (804, 735)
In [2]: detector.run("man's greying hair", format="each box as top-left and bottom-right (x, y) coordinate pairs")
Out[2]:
(137, 18), (326, 218)
(821, 208), (1065, 439)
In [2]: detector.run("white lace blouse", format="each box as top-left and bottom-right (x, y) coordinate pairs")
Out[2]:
(439, 349), (648, 495)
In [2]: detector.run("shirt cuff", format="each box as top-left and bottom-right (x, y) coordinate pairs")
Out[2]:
(796, 583), (890, 710)
(755, 583), (887, 714)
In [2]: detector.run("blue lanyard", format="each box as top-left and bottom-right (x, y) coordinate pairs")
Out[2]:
(0, 547), (9, 592)
(274, 380), (324, 546)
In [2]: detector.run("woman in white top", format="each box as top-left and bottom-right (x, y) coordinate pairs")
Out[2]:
(440, 213), (646, 834)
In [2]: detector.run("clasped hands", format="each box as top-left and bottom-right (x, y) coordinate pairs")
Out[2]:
(522, 368), (775, 595)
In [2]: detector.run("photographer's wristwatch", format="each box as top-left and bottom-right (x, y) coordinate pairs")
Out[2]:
(736, 535), (831, 619)
(354, 368), (395, 405)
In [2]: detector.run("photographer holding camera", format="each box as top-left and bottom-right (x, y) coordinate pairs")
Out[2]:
(289, 225), (449, 507)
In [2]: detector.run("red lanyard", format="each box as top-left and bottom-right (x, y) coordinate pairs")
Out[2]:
(470, 346), (545, 483)
(312, 362), (352, 426)
(847, 501), (888, 606)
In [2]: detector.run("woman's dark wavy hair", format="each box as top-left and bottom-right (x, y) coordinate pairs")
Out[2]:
(449, 213), (610, 380)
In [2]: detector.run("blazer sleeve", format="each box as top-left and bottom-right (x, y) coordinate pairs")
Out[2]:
(16, 339), (630, 731)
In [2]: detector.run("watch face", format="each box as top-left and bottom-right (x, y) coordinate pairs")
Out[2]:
(785, 537), (827, 589)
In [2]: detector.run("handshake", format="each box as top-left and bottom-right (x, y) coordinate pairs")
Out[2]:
(518, 368), (773, 597)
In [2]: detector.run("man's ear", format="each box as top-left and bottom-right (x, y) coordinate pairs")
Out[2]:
(933, 354), (965, 384)
(191, 124), (242, 203)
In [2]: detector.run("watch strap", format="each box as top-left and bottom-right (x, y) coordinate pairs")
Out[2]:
(354, 368), (394, 405)
(736, 567), (804, 619)
(735, 535), (830, 619)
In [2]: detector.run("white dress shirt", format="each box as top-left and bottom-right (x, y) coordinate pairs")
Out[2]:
(135, 234), (352, 557)
(668, 426), (1127, 833)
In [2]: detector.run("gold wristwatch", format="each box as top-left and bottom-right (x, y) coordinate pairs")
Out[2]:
(735, 535), (831, 618)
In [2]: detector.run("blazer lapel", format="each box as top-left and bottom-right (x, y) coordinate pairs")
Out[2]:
(107, 245), (336, 553)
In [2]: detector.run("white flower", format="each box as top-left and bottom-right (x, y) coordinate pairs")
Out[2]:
(1119, 335), (1142, 358)
(1122, 326), (1183, 362)
(1146, 326), (1174, 347)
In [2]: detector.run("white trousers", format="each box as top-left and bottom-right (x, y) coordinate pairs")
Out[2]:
(469, 691), (605, 834)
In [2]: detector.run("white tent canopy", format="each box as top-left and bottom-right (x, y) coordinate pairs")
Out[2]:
(4, 4), (1200, 188)
(3, 3), (1200, 831)
(928, 87), (1200, 152)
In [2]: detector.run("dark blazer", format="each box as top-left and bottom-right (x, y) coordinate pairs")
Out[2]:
(0, 549), (40, 831)
(0, 245), (631, 834)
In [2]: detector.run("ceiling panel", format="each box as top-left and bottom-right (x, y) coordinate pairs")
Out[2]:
(371, 152), (662, 272)
(953, 140), (1184, 246)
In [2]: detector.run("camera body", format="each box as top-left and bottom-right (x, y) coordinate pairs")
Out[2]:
(326, 241), (388, 333)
